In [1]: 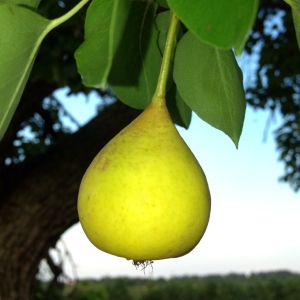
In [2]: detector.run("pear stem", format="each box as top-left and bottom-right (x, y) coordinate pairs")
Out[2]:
(153, 11), (179, 104)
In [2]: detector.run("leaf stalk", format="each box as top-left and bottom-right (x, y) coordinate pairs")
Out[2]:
(48, 0), (90, 31)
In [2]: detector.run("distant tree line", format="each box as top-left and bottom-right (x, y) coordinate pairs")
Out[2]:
(32, 271), (300, 300)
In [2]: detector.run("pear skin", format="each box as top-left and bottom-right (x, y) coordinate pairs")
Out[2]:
(78, 97), (211, 261)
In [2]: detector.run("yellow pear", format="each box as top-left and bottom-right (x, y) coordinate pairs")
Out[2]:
(77, 96), (211, 262)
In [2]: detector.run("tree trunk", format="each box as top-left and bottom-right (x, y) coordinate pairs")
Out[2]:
(0, 101), (140, 300)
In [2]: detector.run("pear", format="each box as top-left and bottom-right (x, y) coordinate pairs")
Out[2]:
(77, 96), (211, 262)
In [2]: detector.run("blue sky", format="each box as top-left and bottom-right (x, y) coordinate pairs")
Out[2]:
(49, 87), (300, 280)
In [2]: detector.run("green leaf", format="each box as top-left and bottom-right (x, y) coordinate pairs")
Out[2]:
(166, 82), (192, 128)
(75, 0), (131, 88)
(285, 0), (300, 50)
(0, 0), (88, 141)
(167, 0), (258, 55)
(173, 31), (246, 147)
(108, 1), (162, 109)
(0, 0), (40, 10)
(0, 4), (51, 141)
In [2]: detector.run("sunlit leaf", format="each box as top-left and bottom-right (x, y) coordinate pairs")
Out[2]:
(0, 4), (51, 141)
(108, 1), (162, 109)
(173, 31), (246, 147)
(167, 0), (258, 55)
(0, 0), (87, 141)
(75, 0), (131, 88)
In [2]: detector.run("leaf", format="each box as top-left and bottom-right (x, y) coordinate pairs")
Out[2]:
(108, 1), (162, 109)
(173, 31), (246, 147)
(167, 0), (258, 55)
(0, 0), (89, 141)
(0, 0), (40, 10)
(166, 82), (192, 129)
(284, 0), (300, 50)
(0, 4), (51, 141)
(75, 0), (131, 88)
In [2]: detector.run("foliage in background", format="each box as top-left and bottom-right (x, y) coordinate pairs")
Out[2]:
(32, 271), (300, 300)
(245, 0), (300, 191)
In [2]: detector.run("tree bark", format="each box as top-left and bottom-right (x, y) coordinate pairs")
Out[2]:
(0, 101), (140, 300)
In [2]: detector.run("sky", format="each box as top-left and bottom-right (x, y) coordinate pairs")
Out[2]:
(44, 86), (300, 281)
